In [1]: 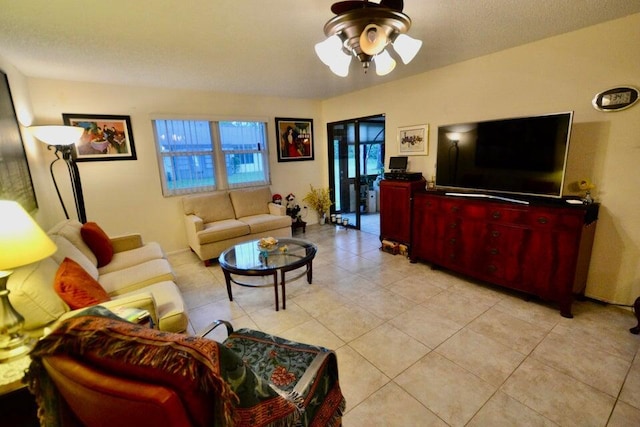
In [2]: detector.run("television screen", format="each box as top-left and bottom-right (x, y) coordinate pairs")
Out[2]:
(436, 112), (573, 198)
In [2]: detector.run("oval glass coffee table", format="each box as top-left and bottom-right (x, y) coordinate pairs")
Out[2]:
(218, 238), (317, 311)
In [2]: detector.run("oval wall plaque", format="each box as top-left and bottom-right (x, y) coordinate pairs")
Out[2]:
(592, 86), (639, 112)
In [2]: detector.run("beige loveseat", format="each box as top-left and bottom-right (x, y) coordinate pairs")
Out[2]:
(182, 187), (292, 264)
(8, 220), (189, 336)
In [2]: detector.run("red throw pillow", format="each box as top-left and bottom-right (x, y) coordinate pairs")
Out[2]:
(54, 258), (111, 310)
(81, 222), (114, 267)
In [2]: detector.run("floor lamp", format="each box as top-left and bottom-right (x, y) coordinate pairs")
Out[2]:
(0, 201), (57, 361)
(30, 125), (87, 224)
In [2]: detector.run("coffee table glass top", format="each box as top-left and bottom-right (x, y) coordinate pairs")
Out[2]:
(219, 238), (317, 273)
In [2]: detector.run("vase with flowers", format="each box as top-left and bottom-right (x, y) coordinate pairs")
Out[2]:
(302, 185), (332, 224)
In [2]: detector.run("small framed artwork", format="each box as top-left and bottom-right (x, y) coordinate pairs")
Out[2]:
(398, 124), (429, 156)
(62, 113), (137, 162)
(275, 117), (314, 162)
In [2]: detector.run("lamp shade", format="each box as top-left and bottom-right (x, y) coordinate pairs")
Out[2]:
(359, 24), (387, 56)
(0, 201), (57, 272)
(30, 125), (84, 146)
(446, 132), (461, 142)
(391, 33), (422, 64)
(315, 35), (344, 67)
(329, 51), (352, 77)
(374, 49), (396, 76)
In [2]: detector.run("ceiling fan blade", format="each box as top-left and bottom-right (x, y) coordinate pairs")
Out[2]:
(380, 0), (403, 12)
(331, 1), (380, 15)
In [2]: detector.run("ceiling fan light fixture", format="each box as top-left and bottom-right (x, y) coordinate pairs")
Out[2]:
(314, 34), (344, 67)
(392, 33), (422, 64)
(316, 1), (421, 76)
(360, 24), (387, 56)
(330, 51), (353, 77)
(374, 49), (396, 76)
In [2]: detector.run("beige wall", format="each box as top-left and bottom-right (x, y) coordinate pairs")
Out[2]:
(3, 13), (639, 305)
(322, 13), (640, 305)
(20, 80), (324, 252)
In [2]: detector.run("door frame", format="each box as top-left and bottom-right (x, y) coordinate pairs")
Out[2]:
(327, 114), (385, 230)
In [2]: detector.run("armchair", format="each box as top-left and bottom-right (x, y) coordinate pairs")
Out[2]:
(25, 308), (345, 426)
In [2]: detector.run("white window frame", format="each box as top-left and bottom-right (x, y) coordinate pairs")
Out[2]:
(152, 115), (270, 196)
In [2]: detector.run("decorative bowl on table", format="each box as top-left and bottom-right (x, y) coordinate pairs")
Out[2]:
(257, 237), (278, 251)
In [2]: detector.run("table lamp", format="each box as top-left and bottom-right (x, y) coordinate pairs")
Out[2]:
(0, 200), (57, 362)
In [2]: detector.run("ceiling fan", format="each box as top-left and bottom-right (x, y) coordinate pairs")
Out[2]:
(315, 0), (421, 77)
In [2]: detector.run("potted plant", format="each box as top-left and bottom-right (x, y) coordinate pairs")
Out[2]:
(302, 185), (332, 223)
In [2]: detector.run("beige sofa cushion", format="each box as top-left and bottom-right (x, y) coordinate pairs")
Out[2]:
(183, 192), (235, 223)
(49, 235), (99, 279)
(48, 220), (98, 267)
(240, 214), (293, 234)
(98, 241), (165, 275)
(8, 258), (68, 330)
(197, 219), (250, 244)
(229, 187), (271, 218)
(98, 258), (175, 296)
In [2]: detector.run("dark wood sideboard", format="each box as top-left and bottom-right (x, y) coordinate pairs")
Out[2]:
(379, 178), (426, 247)
(410, 192), (598, 317)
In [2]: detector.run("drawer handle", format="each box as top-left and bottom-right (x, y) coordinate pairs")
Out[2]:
(537, 217), (548, 224)
(490, 248), (499, 255)
(492, 211), (501, 219)
(451, 206), (460, 213)
(491, 231), (501, 238)
(449, 238), (457, 244)
(449, 223), (457, 229)
(487, 265), (497, 272)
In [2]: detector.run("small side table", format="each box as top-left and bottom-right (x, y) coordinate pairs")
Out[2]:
(291, 219), (306, 233)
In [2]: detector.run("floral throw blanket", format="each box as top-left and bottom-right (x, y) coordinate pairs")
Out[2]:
(25, 308), (344, 426)
(224, 328), (345, 426)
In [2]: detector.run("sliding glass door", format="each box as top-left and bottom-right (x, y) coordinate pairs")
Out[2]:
(327, 115), (385, 231)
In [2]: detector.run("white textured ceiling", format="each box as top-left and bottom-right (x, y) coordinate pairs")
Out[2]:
(1, 0), (639, 99)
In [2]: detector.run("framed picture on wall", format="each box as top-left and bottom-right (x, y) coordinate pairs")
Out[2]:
(0, 69), (38, 212)
(398, 124), (429, 156)
(62, 113), (137, 162)
(275, 117), (314, 162)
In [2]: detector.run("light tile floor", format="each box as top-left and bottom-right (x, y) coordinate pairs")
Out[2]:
(168, 224), (640, 426)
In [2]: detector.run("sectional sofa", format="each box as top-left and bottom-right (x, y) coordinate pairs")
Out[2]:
(8, 219), (188, 336)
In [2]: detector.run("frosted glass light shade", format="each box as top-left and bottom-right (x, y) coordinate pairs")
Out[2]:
(374, 50), (396, 76)
(359, 24), (387, 56)
(315, 35), (352, 77)
(329, 53), (352, 77)
(315, 35), (344, 67)
(392, 34), (423, 64)
(30, 125), (84, 146)
(0, 201), (57, 272)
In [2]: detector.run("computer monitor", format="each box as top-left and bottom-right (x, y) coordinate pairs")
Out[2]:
(388, 156), (408, 172)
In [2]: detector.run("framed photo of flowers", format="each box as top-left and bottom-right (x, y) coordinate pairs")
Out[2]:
(398, 124), (429, 156)
(275, 117), (314, 162)
(62, 113), (137, 162)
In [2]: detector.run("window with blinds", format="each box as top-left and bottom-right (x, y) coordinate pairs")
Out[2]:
(153, 119), (269, 196)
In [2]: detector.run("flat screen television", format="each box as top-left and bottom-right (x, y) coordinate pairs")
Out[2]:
(435, 111), (573, 199)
